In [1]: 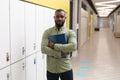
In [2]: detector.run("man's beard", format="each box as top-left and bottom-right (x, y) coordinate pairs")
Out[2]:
(55, 21), (65, 28)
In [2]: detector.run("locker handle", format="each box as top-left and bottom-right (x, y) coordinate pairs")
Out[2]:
(34, 58), (36, 64)
(22, 47), (25, 55)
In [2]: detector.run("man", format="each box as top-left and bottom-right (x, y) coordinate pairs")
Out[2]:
(41, 9), (77, 80)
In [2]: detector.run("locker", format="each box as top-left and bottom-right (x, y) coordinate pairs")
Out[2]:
(10, 0), (25, 63)
(25, 2), (36, 56)
(36, 6), (55, 51)
(36, 6), (44, 51)
(0, 67), (11, 80)
(26, 54), (36, 80)
(11, 59), (25, 80)
(36, 52), (47, 80)
(0, 0), (10, 69)
(43, 8), (55, 28)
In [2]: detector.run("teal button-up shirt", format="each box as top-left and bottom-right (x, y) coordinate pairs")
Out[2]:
(41, 26), (77, 73)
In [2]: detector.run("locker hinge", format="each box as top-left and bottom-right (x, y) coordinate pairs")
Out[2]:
(22, 63), (25, 71)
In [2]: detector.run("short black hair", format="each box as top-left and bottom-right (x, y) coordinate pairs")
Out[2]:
(55, 9), (65, 13)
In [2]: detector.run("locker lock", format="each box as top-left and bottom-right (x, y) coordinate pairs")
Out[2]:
(34, 58), (36, 64)
(7, 73), (9, 80)
(6, 52), (10, 62)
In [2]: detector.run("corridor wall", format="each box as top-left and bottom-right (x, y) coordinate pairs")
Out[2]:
(0, 0), (55, 80)
(109, 7), (120, 38)
(92, 14), (98, 31)
(115, 8), (120, 38)
(80, 8), (89, 47)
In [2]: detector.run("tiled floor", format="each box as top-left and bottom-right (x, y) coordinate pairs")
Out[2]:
(71, 27), (120, 80)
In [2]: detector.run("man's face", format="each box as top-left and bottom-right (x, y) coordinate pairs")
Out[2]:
(54, 11), (66, 28)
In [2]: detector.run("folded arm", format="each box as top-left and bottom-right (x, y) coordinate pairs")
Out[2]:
(54, 30), (77, 52)
(41, 31), (61, 58)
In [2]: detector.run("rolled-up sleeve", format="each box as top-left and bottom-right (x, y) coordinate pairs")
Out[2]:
(54, 30), (77, 52)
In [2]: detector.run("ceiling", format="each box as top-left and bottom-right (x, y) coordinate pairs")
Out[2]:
(92, 0), (120, 17)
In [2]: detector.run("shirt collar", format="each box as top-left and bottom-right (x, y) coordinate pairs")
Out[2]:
(54, 25), (67, 31)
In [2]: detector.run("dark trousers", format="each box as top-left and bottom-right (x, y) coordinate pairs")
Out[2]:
(47, 69), (73, 80)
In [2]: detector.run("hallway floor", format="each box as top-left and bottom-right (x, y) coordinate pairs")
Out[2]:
(72, 27), (120, 80)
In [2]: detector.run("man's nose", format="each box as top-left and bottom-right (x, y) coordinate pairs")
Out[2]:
(58, 17), (63, 21)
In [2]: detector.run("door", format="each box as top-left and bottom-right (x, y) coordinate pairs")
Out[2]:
(25, 2), (36, 56)
(80, 17), (88, 46)
(36, 51), (47, 80)
(26, 54), (36, 80)
(0, 0), (10, 69)
(0, 67), (11, 80)
(36, 6), (55, 51)
(117, 15), (120, 32)
(11, 59), (25, 80)
(10, 0), (25, 63)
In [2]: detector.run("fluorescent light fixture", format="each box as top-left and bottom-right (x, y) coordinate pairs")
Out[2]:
(95, 0), (120, 17)
(99, 12), (110, 17)
(95, 0), (120, 5)
(97, 8), (113, 11)
(97, 7), (113, 10)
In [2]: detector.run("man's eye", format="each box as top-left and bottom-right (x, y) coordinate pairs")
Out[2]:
(61, 16), (64, 18)
(56, 16), (64, 18)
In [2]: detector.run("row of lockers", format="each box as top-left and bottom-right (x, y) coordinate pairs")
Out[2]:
(0, 52), (46, 80)
(0, 0), (55, 80)
(0, 0), (55, 69)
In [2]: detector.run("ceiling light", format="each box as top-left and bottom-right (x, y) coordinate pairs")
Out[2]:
(95, 0), (120, 4)
(95, 0), (120, 17)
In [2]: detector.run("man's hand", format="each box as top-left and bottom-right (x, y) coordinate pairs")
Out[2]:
(48, 41), (54, 49)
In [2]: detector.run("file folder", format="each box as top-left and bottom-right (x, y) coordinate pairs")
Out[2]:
(48, 33), (68, 44)
(48, 33), (68, 58)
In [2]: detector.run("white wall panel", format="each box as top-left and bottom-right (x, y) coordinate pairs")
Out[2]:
(26, 54), (36, 80)
(10, 0), (25, 63)
(11, 59), (25, 80)
(25, 3), (36, 56)
(0, 0), (10, 69)
(0, 67), (11, 80)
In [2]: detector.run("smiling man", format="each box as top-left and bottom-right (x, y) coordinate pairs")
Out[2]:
(41, 9), (77, 80)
